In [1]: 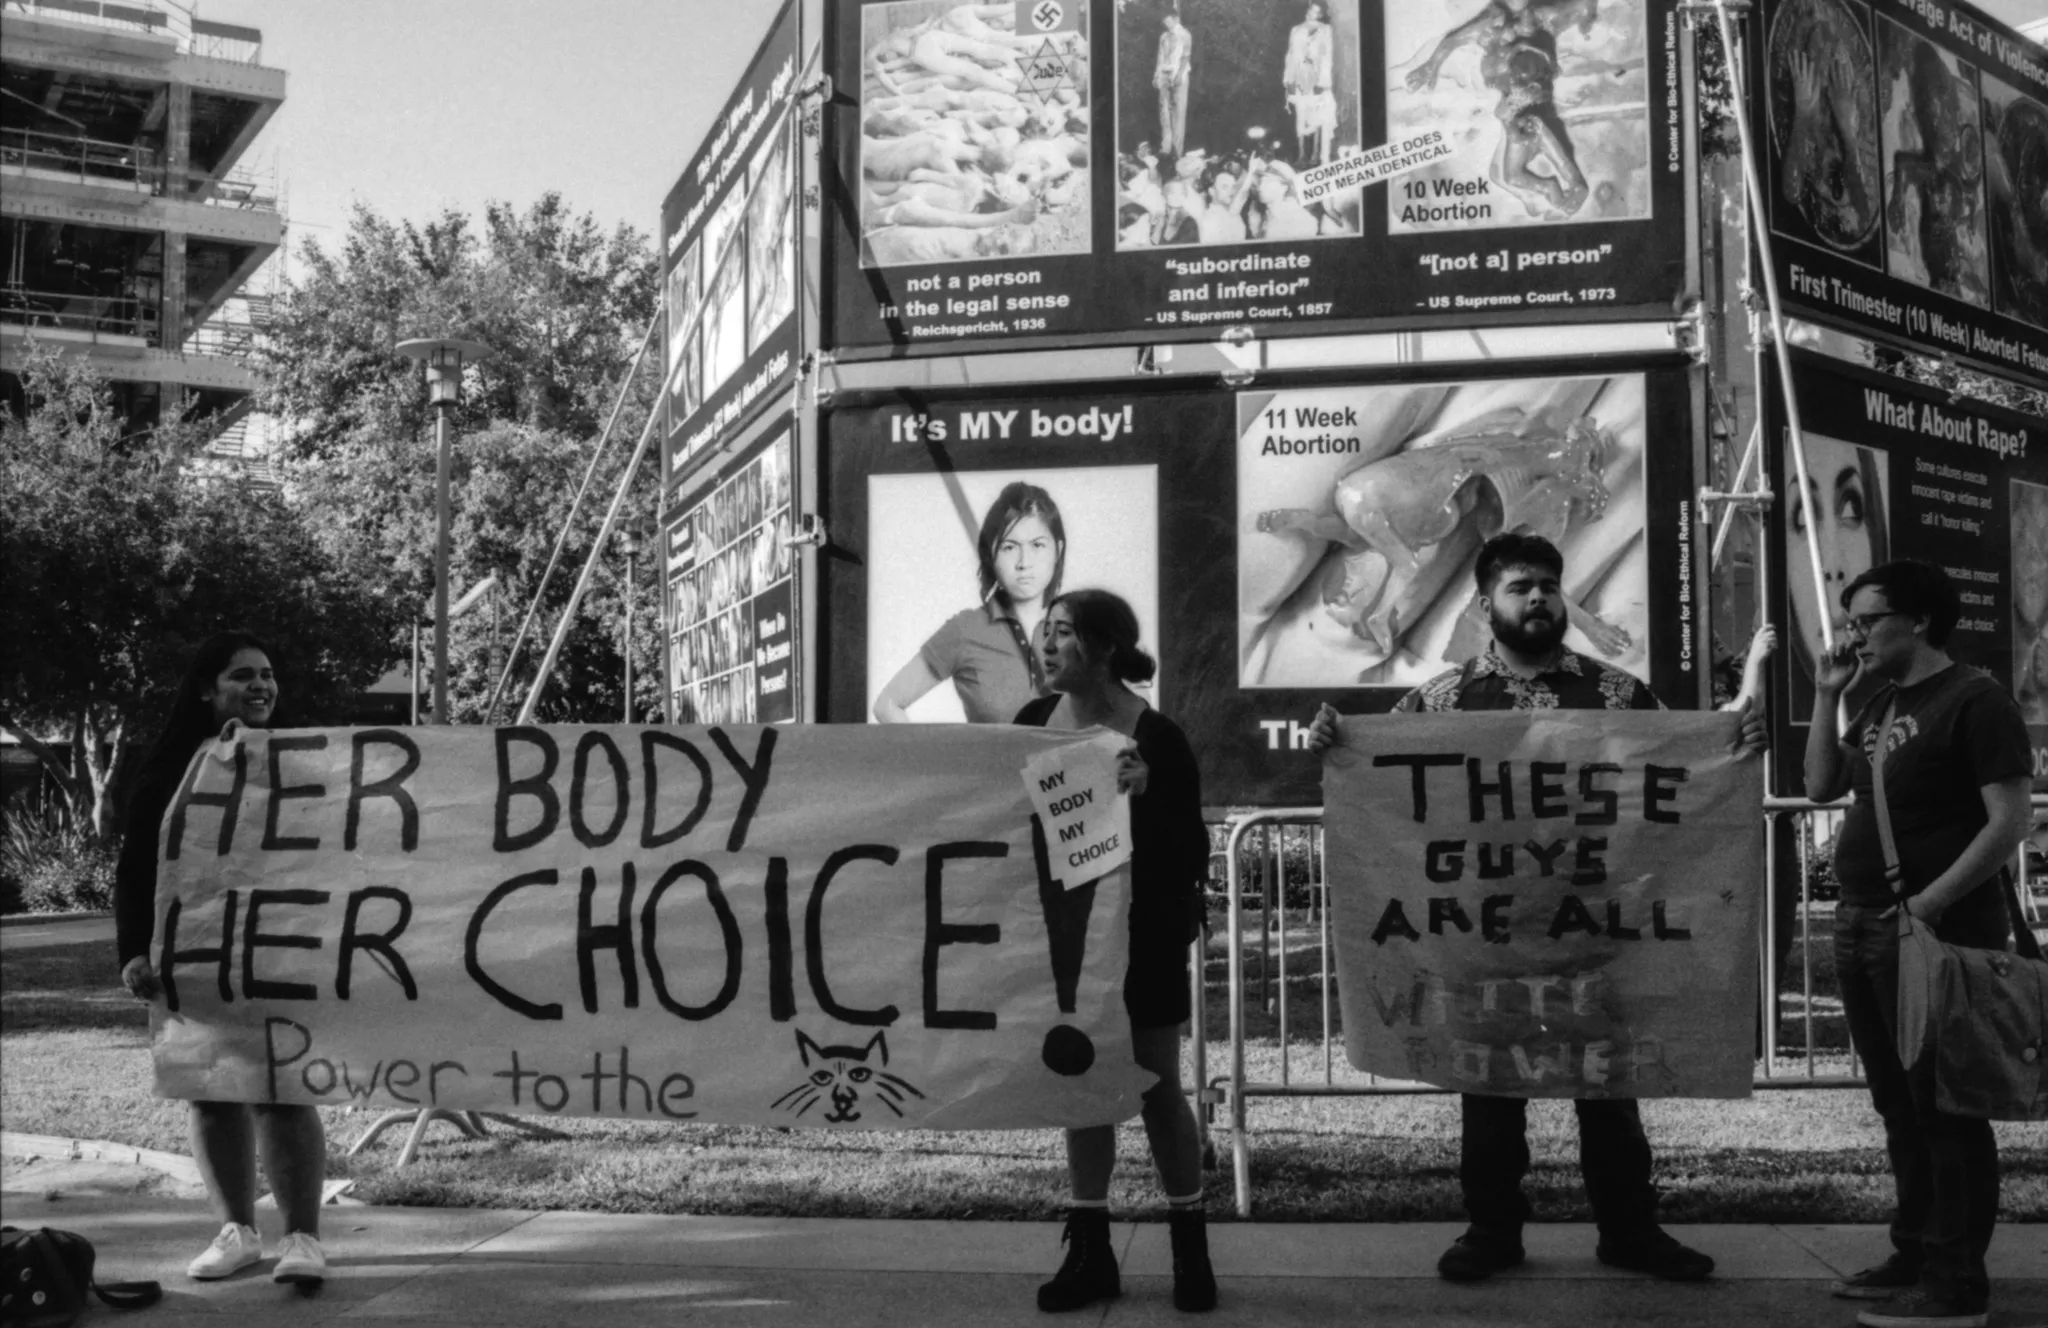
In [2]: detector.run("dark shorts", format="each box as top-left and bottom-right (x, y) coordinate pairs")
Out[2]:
(1124, 918), (1193, 1028)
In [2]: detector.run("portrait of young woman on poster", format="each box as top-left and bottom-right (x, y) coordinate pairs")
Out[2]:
(1783, 431), (1890, 718)
(868, 464), (1162, 725)
(874, 481), (1067, 724)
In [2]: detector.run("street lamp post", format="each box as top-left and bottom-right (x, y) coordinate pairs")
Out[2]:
(395, 337), (486, 725)
(619, 524), (644, 723)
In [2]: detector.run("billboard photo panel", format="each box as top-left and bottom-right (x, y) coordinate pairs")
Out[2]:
(1237, 374), (1649, 690)
(662, 0), (805, 480)
(857, 0), (1092, 268)
(823, 364), (1696, 805)
(665, 428), (799, 727)
(866, 464), (1160, 724)
(1982, 72), (2048, 333)
(1387, 0), (1654, 233)
(1779, 430), (1891, 721)
(823, 0), (1692, 356)
(1765, 351), (2048, 793)
(1876, 15), (1991, 309)
(1112, 0), (1364, 252)
(2013, 476), (2048, 725)
(1754, 0), (2048, 385)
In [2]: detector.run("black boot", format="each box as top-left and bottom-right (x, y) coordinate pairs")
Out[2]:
(1168, 1207), (1217, 1312)
(1037, 1207), (1119, 1312)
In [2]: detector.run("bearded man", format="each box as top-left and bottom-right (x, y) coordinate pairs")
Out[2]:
(1307, 531), (1765, 1284)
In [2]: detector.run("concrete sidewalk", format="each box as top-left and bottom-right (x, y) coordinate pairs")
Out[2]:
(7, 915), (2044, 1325)
(1, 1188), (2042, 1328)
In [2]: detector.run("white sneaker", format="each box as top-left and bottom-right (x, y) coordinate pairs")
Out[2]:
(272, 1231), (326, 1285)
(187, 1222), (263, 1280)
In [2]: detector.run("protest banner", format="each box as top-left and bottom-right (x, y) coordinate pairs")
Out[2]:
(149, 723), (1152, 1129)
(1322, 711), (1762, 1098)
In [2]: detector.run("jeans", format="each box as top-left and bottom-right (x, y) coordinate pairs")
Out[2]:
(1460, 1093), (1656, 1244)
(1834, 901), (2004, 1302)
(1156, 77), (1187, 159)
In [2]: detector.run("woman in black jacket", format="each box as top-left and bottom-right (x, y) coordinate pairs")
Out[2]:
(1012, 590), (1216, 1315)
(115, 631), (328, 1286)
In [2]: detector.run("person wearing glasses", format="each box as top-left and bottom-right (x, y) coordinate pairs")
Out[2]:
(1804, 561), (2031, 1328)
(1306, 533), (1764, 1286)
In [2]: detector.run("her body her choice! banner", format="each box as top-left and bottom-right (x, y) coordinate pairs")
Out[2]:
(148, 723), (1151, 1129)
(1765, 352), (2048, 794)
(1753, 0), (2048, 387)
(1323, 711), (1763, 1098)
(821, 365), (1697, 805)
(662, 0), (804, 480)
(821, 0), (1690, 356)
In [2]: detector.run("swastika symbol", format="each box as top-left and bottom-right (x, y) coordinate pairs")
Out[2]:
(1031, 1), (1063, 32)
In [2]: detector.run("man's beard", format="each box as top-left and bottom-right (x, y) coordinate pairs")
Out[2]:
(1491, 603), (1567, 654)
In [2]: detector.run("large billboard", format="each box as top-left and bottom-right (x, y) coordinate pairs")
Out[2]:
(1766, 352), (2048, 794)
(662, 0), (803, 482)
(1751, 0), (2048, 387)
(822, 364), (1698, 804)
(663, 427), (800, 726)
(822, 0), (1693, 358)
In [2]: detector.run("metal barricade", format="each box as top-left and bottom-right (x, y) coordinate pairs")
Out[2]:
(1199, 798), (2048, 1218)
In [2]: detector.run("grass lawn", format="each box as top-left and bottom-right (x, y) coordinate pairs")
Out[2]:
(5, 927), (2043, 1222)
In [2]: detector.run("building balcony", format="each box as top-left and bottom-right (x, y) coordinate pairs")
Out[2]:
(2, 2), (284, 152)
(0, 318), (260, 392)
(2, 0), (262, 65)
(0, 285), (153, 343)
(0, 127), (276, 209)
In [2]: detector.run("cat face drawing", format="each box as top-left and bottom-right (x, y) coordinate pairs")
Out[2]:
(769, 1030), (927, 1124)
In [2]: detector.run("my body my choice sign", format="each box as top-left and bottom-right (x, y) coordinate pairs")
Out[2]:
(1324, 712), (1762, 1099)
(150, 724), (1149, 1129)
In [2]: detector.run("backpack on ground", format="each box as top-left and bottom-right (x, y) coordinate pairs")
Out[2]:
(0, 1225), (161, 1328)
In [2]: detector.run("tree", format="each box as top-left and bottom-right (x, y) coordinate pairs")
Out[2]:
(262, 194), (658, 463)
(259, 195), (666, 725)
(0, 346), (403, 838)
(287, 417), (666, 725)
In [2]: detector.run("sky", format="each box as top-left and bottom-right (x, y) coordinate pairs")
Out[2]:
(208, 0), (788, 260)
(209, 0), (2046, 266)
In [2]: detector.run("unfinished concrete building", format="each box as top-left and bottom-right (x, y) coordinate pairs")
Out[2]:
(1, 0), (282, 460)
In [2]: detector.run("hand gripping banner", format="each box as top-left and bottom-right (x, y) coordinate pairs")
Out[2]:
(1322, 711), (1763, 1098)
(149, 723), (1150, 1129)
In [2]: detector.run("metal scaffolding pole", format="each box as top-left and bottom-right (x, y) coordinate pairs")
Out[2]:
(483, 315), (660, 723)
(1710, 0), (1836, 655)
(516, 395), (665, 725)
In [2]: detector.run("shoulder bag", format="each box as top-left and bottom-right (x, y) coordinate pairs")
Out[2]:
(0, 1226), (161, 1328)
(1873, 696), (2048, 1121)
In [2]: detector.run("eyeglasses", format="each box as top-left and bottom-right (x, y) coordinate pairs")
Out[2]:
(1843, 611), (1907, 637)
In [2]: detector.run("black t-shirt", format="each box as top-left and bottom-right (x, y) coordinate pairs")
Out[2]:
(1832, 664), (2032, 908)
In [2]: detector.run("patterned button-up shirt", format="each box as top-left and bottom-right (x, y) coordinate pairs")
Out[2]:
(1395, 642), (1664, 713)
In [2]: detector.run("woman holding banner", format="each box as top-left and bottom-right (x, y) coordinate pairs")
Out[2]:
(115, 632), (329, 1286)
(875, 481), (1065, 725)
(1013, 589), (1217, 1315)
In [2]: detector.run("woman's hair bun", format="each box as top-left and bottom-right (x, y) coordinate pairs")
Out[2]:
(1112, 643), (1157, 685)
